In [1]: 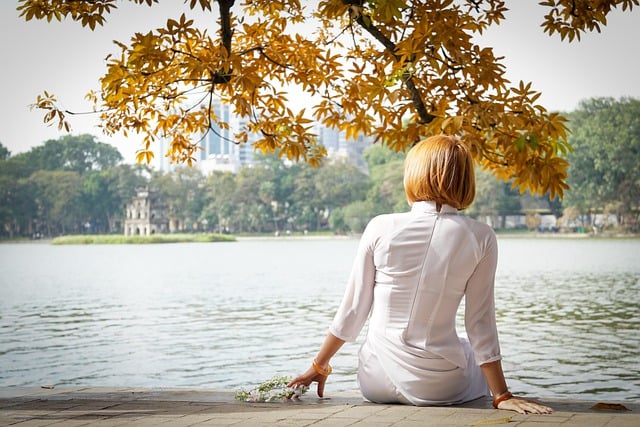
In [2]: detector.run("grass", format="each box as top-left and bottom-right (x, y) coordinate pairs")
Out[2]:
(51, 233), (236, 245)
(234, 230), (337, 238)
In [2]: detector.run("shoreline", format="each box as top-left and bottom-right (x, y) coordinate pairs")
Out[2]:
(495, 232), (639, 239)
(1, 231), (638, 244)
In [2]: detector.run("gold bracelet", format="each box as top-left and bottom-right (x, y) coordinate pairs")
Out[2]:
(312, 359), (332, 376)
(493, 391), (513, 409)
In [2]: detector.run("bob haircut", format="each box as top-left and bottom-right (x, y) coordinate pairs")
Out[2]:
(403, 135), (476, 210)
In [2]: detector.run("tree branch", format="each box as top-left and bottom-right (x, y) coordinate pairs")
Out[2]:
(219, 0), (234, 56)
(352, 14), (435, 127)
(238, 46), (293, 69)
(213, 0), (235, 84)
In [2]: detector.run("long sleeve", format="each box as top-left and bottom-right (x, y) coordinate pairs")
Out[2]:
(329, 220), (378, 342)
(464, 231), (501, 365)
(340, 204), (505, 405)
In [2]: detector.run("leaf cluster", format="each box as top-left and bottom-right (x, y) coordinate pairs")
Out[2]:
(539, 0), (639, 41)
(14, 0), (638, 200)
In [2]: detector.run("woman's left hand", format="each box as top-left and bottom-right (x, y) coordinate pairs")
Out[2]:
(497, 396), (554, 414)
(287, 365), (329, 398)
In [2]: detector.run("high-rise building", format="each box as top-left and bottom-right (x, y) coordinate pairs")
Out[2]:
(153, 104), (372, 174)
(236, 117), (256, 167)
(198, 101), (242, 174)
(316, 123), (340, 154)
(201, 101), (231, 160)
(315, 123), (372, 171)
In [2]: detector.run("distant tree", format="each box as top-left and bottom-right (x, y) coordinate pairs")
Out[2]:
(26, 170), (83, 236)
(469, 167), (522, 228)
(80, 171), (112, 233)
(363, 145), (406, 215)
(564, 97), (640, 231)
(21, 0), (636, 197)
(0, 152), (35, 180)
(151, 167), (206, 232)
(343, 200), (375, 233)
(329, 206), (347, 235)
(0, 169), (36, 237)
(80, 164), (147, 233)
(316, 160), (370, 211)
(290, 164), (327, 231)
(254, 153), (296, 231)
(362, 144), (405, 169)
(229, 157), (278, 233)
(10, 134), (122, 175)
(202, 170), (237, 233)
(0, 142), (10, 160)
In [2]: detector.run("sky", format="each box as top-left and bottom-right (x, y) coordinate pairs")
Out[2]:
(1, 1), (639, 164)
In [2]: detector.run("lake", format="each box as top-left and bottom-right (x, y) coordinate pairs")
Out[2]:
(0, 237), (638, 401)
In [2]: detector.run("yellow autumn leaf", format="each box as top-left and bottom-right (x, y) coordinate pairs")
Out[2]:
(19, 0), (635, 194)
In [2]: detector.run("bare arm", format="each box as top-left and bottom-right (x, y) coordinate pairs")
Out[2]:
(287, 332), (345, 397)
(481, 360), (553, 414)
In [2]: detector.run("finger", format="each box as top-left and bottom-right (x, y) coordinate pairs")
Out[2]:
(517, 401), (537, 414)
(529, 403), (553, 414)
(510, 399), (552, 415)
(287, 377), (300, 388)
(519, 400), (552, 414)
(509, 402), (527, 415)
(500, 399), (527, 414)
(317, 377), (326, 397)
(288, 377), (308, 389)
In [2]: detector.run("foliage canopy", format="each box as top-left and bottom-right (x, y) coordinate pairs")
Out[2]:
(564, 97), (640, 230)
(18, 0), (639, 198)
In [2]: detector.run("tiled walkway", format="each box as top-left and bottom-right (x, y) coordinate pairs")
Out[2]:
(1, 387), (638, 426)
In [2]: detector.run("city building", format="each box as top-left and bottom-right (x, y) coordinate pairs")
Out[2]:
(123, 188), (169, 236)
(315, 123), (372, 171)
(152, 101), (373, 174)
(196, 110), (261, 174)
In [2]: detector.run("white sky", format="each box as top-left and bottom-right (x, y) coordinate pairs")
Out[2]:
(1, 1), (639, 163)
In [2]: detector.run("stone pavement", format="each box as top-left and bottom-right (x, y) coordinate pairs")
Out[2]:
(0, 387), (638, 427)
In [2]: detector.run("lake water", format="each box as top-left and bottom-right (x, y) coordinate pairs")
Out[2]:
(0, 237), (638, 401)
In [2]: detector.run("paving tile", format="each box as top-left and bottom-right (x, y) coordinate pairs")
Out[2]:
(312, 417), (359, 427)
(604, 417), (640, 427)
(329, 404), (387, 418)
(2, 421), (58, 427)
(349, 423), (394, 427)
(1, 388), (639, 427)
(405, 406), (456, 421)
(514, 413), (573, 424)
(44, 419), (95, 427)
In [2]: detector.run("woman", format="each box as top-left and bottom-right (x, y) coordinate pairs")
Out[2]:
(288, 135), (552, 414)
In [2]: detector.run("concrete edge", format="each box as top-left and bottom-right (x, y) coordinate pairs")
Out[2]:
(0, 387), (637, 415)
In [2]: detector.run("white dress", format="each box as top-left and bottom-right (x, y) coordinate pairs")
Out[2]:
(329, 201), (501, 405)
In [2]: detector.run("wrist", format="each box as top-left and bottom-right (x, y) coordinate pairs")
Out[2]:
(492, 390), (513, 409)
(312, 358), (332, 376)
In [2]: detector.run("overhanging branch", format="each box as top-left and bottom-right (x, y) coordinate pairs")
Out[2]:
(351, 12), (436, 126)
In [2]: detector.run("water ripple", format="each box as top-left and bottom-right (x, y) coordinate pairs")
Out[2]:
(0, 239), (638, 400)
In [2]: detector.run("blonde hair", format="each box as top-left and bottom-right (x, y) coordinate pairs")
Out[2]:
(403, 135), (475, 210)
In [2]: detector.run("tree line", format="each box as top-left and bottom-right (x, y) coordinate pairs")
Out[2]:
(1, 97), (638, 238)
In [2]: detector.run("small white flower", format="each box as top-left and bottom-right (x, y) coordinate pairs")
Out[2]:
(292, 386), (306, 398)
(235, 376), (308, 403)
